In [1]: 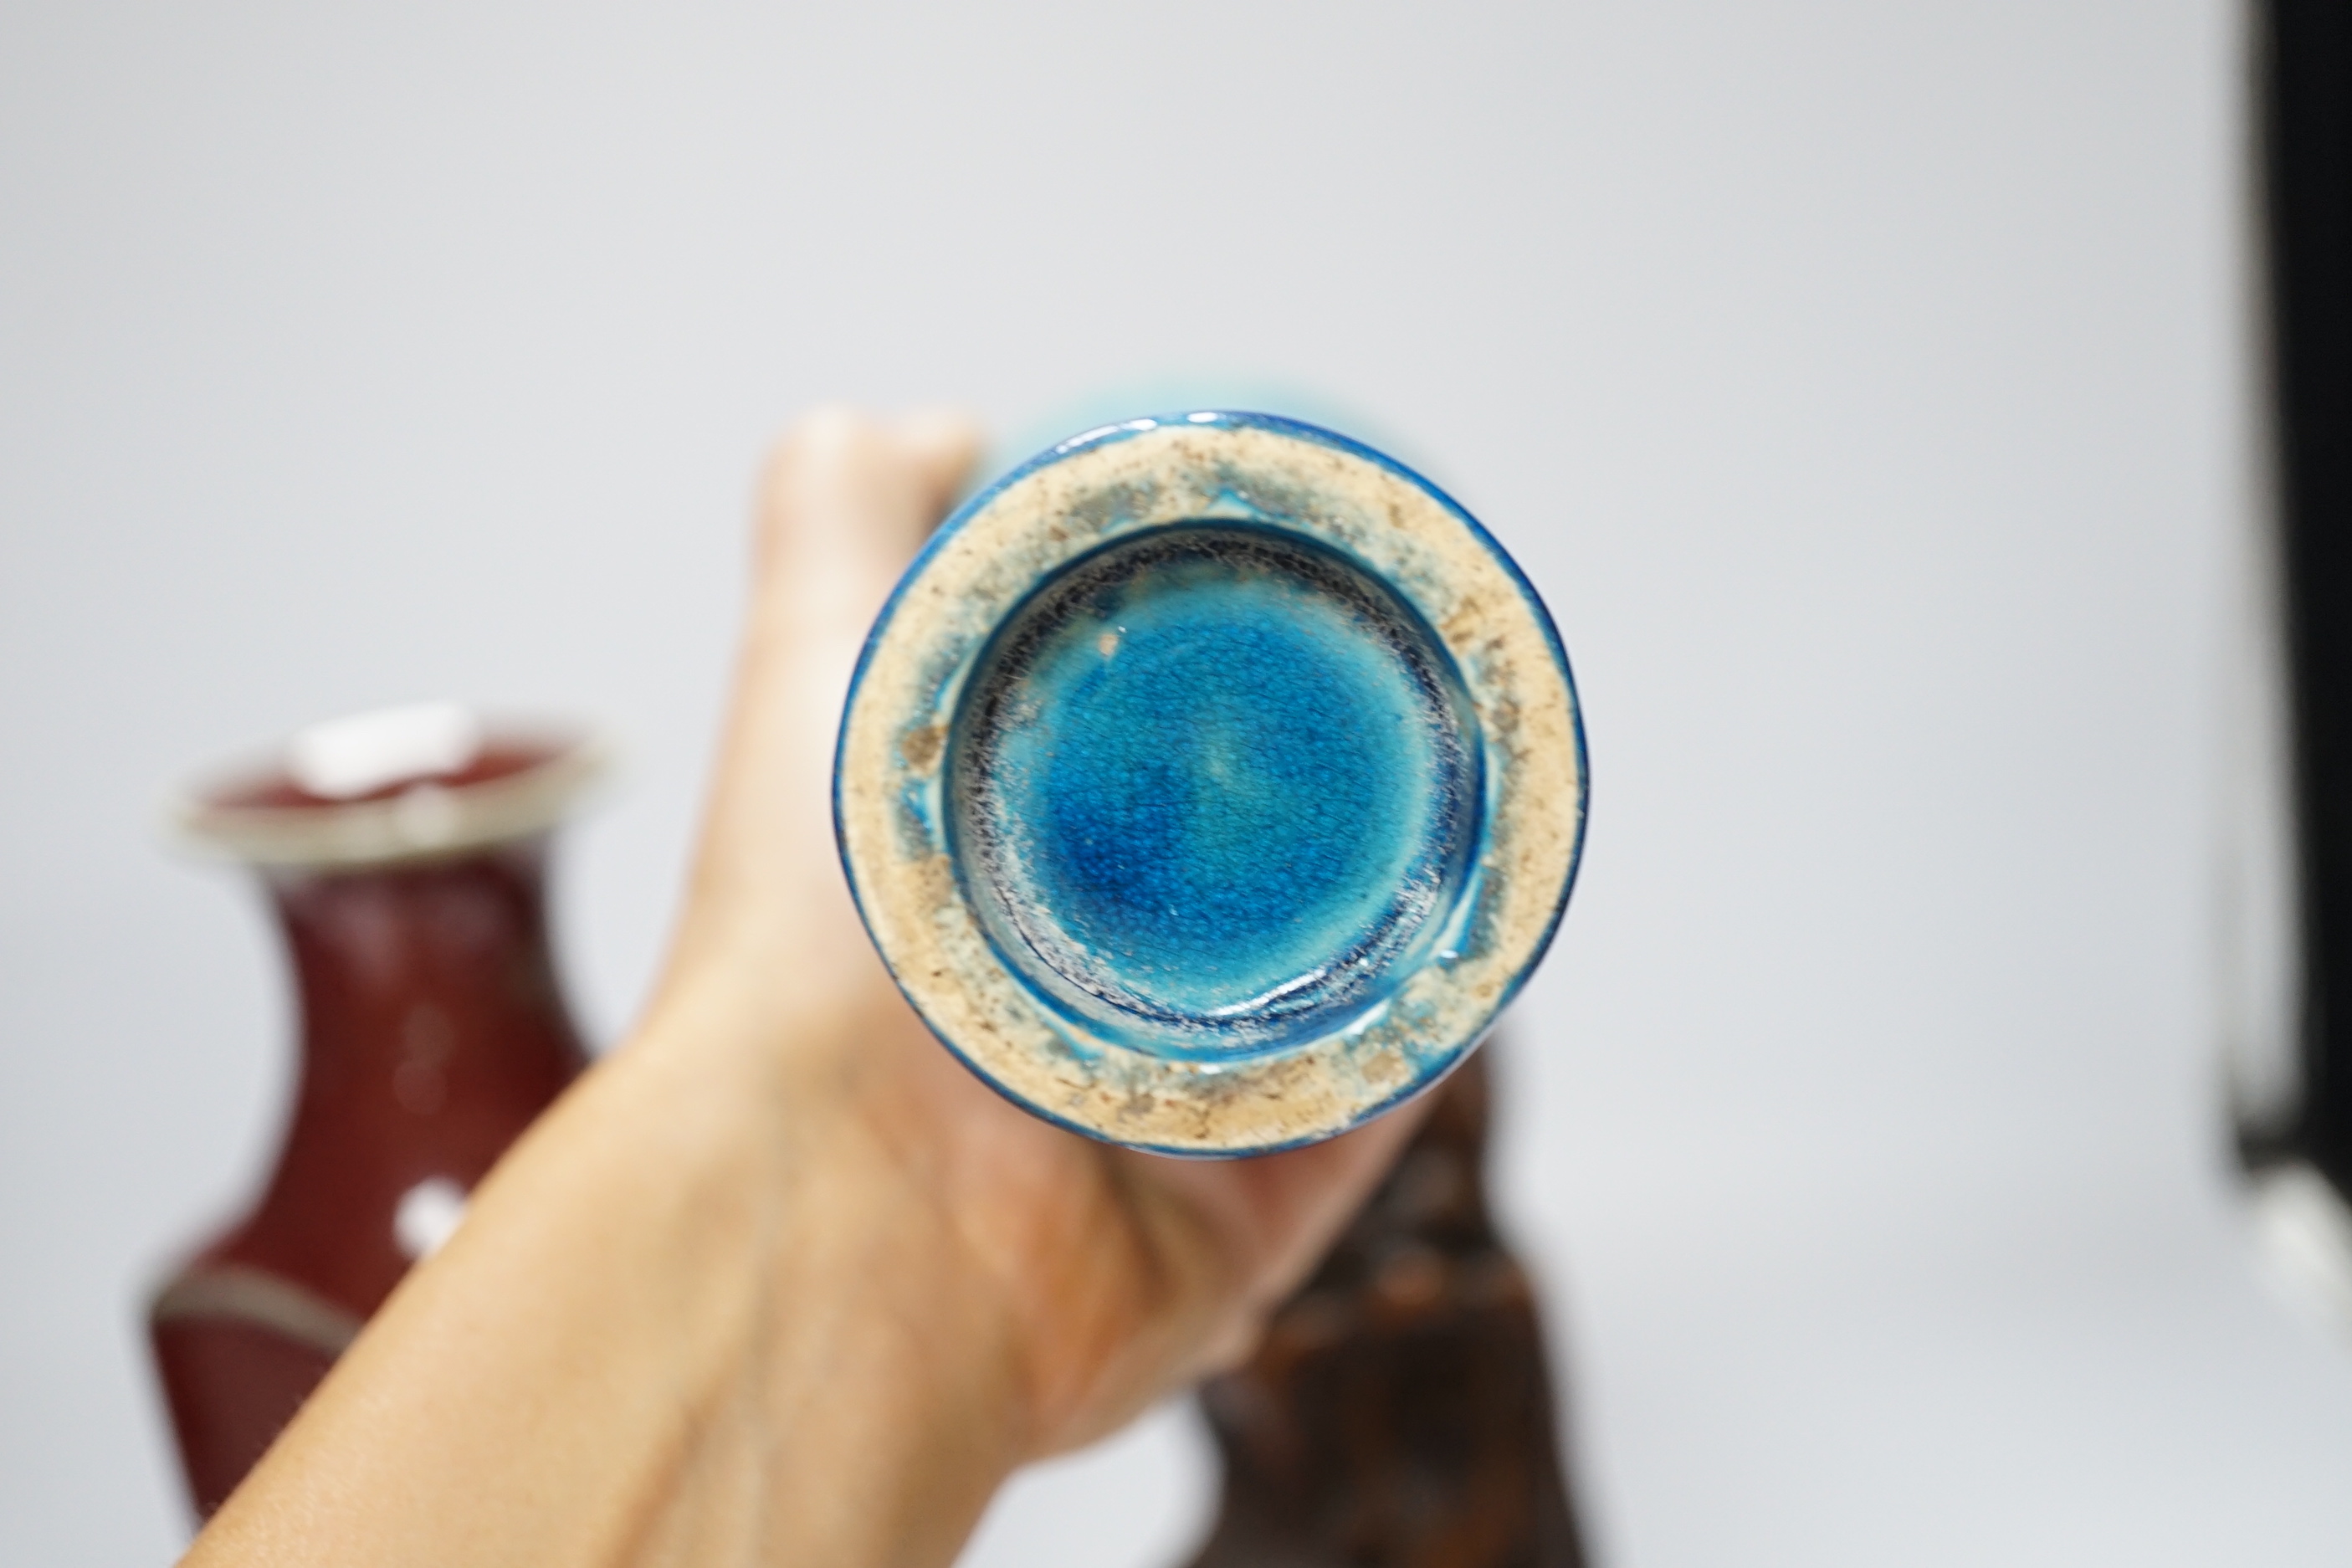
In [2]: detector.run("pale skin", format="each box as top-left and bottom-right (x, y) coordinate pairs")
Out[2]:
(186, 410), (1427, 1566)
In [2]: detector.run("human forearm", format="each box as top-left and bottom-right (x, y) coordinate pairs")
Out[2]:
(185, 1007), (1027, 1568)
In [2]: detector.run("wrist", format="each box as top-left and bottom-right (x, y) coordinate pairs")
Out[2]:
(598, 1010), (1035, 1564)
(190, 992), (1031, 1568)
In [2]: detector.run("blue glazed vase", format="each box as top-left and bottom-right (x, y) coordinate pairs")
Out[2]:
(834, 412), (1586, 1155)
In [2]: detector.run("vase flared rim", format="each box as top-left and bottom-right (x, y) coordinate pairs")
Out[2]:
(170, 703), (612, 869)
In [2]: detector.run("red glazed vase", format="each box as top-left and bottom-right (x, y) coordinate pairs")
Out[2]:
(147, 704), (603, 1519)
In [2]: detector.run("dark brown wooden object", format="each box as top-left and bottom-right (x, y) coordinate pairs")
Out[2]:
(1185, 1051), (1587, 1568)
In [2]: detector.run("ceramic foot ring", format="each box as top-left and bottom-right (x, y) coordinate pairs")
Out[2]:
(834, 412), (1586, 1155)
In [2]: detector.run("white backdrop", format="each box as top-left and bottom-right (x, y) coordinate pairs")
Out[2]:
(10, 1), (2352, 1562)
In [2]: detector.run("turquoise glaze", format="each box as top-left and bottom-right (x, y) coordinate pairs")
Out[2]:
(833, 412), (1586, 1155)
(951, 528), (1478, 1057)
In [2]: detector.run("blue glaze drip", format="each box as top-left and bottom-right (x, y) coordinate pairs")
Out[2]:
(951, 526), (1478, 1057)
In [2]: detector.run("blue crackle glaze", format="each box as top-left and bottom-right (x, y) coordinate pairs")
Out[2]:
(951, 527), (1479, 1058)
(833, 410), (1586, 1154)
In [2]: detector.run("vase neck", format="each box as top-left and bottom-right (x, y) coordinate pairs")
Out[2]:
(265, 842), (587, 1125)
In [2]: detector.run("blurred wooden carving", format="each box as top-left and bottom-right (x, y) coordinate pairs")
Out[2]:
(1185, 1049), (1589, 1568)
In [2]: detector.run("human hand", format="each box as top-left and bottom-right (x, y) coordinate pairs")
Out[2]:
(184, 408), (1429, 1568)
(643, 407), (1430, 1457)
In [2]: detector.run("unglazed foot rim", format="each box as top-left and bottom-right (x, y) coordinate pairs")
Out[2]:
(834, 412), (1587, 1155)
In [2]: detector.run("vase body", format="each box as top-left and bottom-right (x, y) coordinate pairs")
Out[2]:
(1184, 1050), (1588, 1568)
(147, 706), (599, 1519)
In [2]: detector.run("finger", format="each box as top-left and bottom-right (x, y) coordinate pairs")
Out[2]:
(725, 407), (982, 817)
(750, 407), (983, 640)
(1130, 1084), (1438, 1323)
(669, 409), (981, 1001)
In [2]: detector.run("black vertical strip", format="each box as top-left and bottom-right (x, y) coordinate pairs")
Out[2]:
(2267, 1), (2352, 1182)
